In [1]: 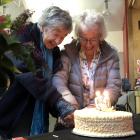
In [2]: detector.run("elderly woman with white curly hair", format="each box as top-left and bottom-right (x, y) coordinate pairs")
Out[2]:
(53, 9), (121, 111)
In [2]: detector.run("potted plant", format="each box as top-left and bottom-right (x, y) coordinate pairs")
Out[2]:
(0, 10), (35, 95)
(0, 0), (13, 5)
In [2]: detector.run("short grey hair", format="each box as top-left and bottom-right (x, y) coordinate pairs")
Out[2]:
(75, 10), (107, 41)
(38, 6), (72, 32)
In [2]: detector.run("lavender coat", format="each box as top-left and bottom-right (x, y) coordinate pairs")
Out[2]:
(53, 40), (121, 108)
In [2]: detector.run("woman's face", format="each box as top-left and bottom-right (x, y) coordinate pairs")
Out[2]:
(42, 26), (70, 49)
(78, 24), (101, 56)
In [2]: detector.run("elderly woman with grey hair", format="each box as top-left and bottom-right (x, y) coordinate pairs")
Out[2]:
(53, 10), (121, 111)
(0, 6), (75, 138)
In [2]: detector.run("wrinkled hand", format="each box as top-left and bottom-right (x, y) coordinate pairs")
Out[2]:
(62, 94), (80, 110)
(12, 137), (27, 140)
(62, 112), (74, 128)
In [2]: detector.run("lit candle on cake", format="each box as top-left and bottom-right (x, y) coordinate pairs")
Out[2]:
(95, 90), (103, 110)
(95, 90), (113, 111)
(103, 90), (111, 108)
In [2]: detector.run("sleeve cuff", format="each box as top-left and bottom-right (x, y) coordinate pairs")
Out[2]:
(56, 99), (75, 118)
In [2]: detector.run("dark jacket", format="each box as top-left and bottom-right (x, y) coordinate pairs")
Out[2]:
(0, 23), (74, 138)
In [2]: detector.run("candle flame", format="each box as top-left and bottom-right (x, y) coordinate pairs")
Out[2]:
(103, 90), (109, 97)
(95, 90), (112, 111)
(95, 90), (101, 97)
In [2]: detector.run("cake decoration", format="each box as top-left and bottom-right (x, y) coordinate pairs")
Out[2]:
(73, 90), (136, 137)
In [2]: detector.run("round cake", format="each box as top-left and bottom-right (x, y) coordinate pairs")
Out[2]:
(73, 108), (135, 137)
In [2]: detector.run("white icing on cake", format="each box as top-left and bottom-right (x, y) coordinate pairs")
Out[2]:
(73, 108), (135, 137)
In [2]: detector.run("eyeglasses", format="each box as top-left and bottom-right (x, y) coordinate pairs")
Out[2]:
(79, 37), (99, 45)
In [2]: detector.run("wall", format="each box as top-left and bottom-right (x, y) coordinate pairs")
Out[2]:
(106, 31), (124, 78)
(106, 31), (123, 52)
(0, 1), (25, 20)
(128, 7), (140, 88)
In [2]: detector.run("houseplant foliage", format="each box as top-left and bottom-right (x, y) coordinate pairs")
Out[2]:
(0, 9), (36, 94)
(0, 0), (13, 6)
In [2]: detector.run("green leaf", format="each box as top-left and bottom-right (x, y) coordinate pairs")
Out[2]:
(0, 54), (21, 73)
(7, 43), (36, 73)
(0, 0), (13, 5)
(1, 33), (19, 45)
(0, 34), (8, 54)
(0, 69), (10, 87)
(0, 15), (11, 29)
